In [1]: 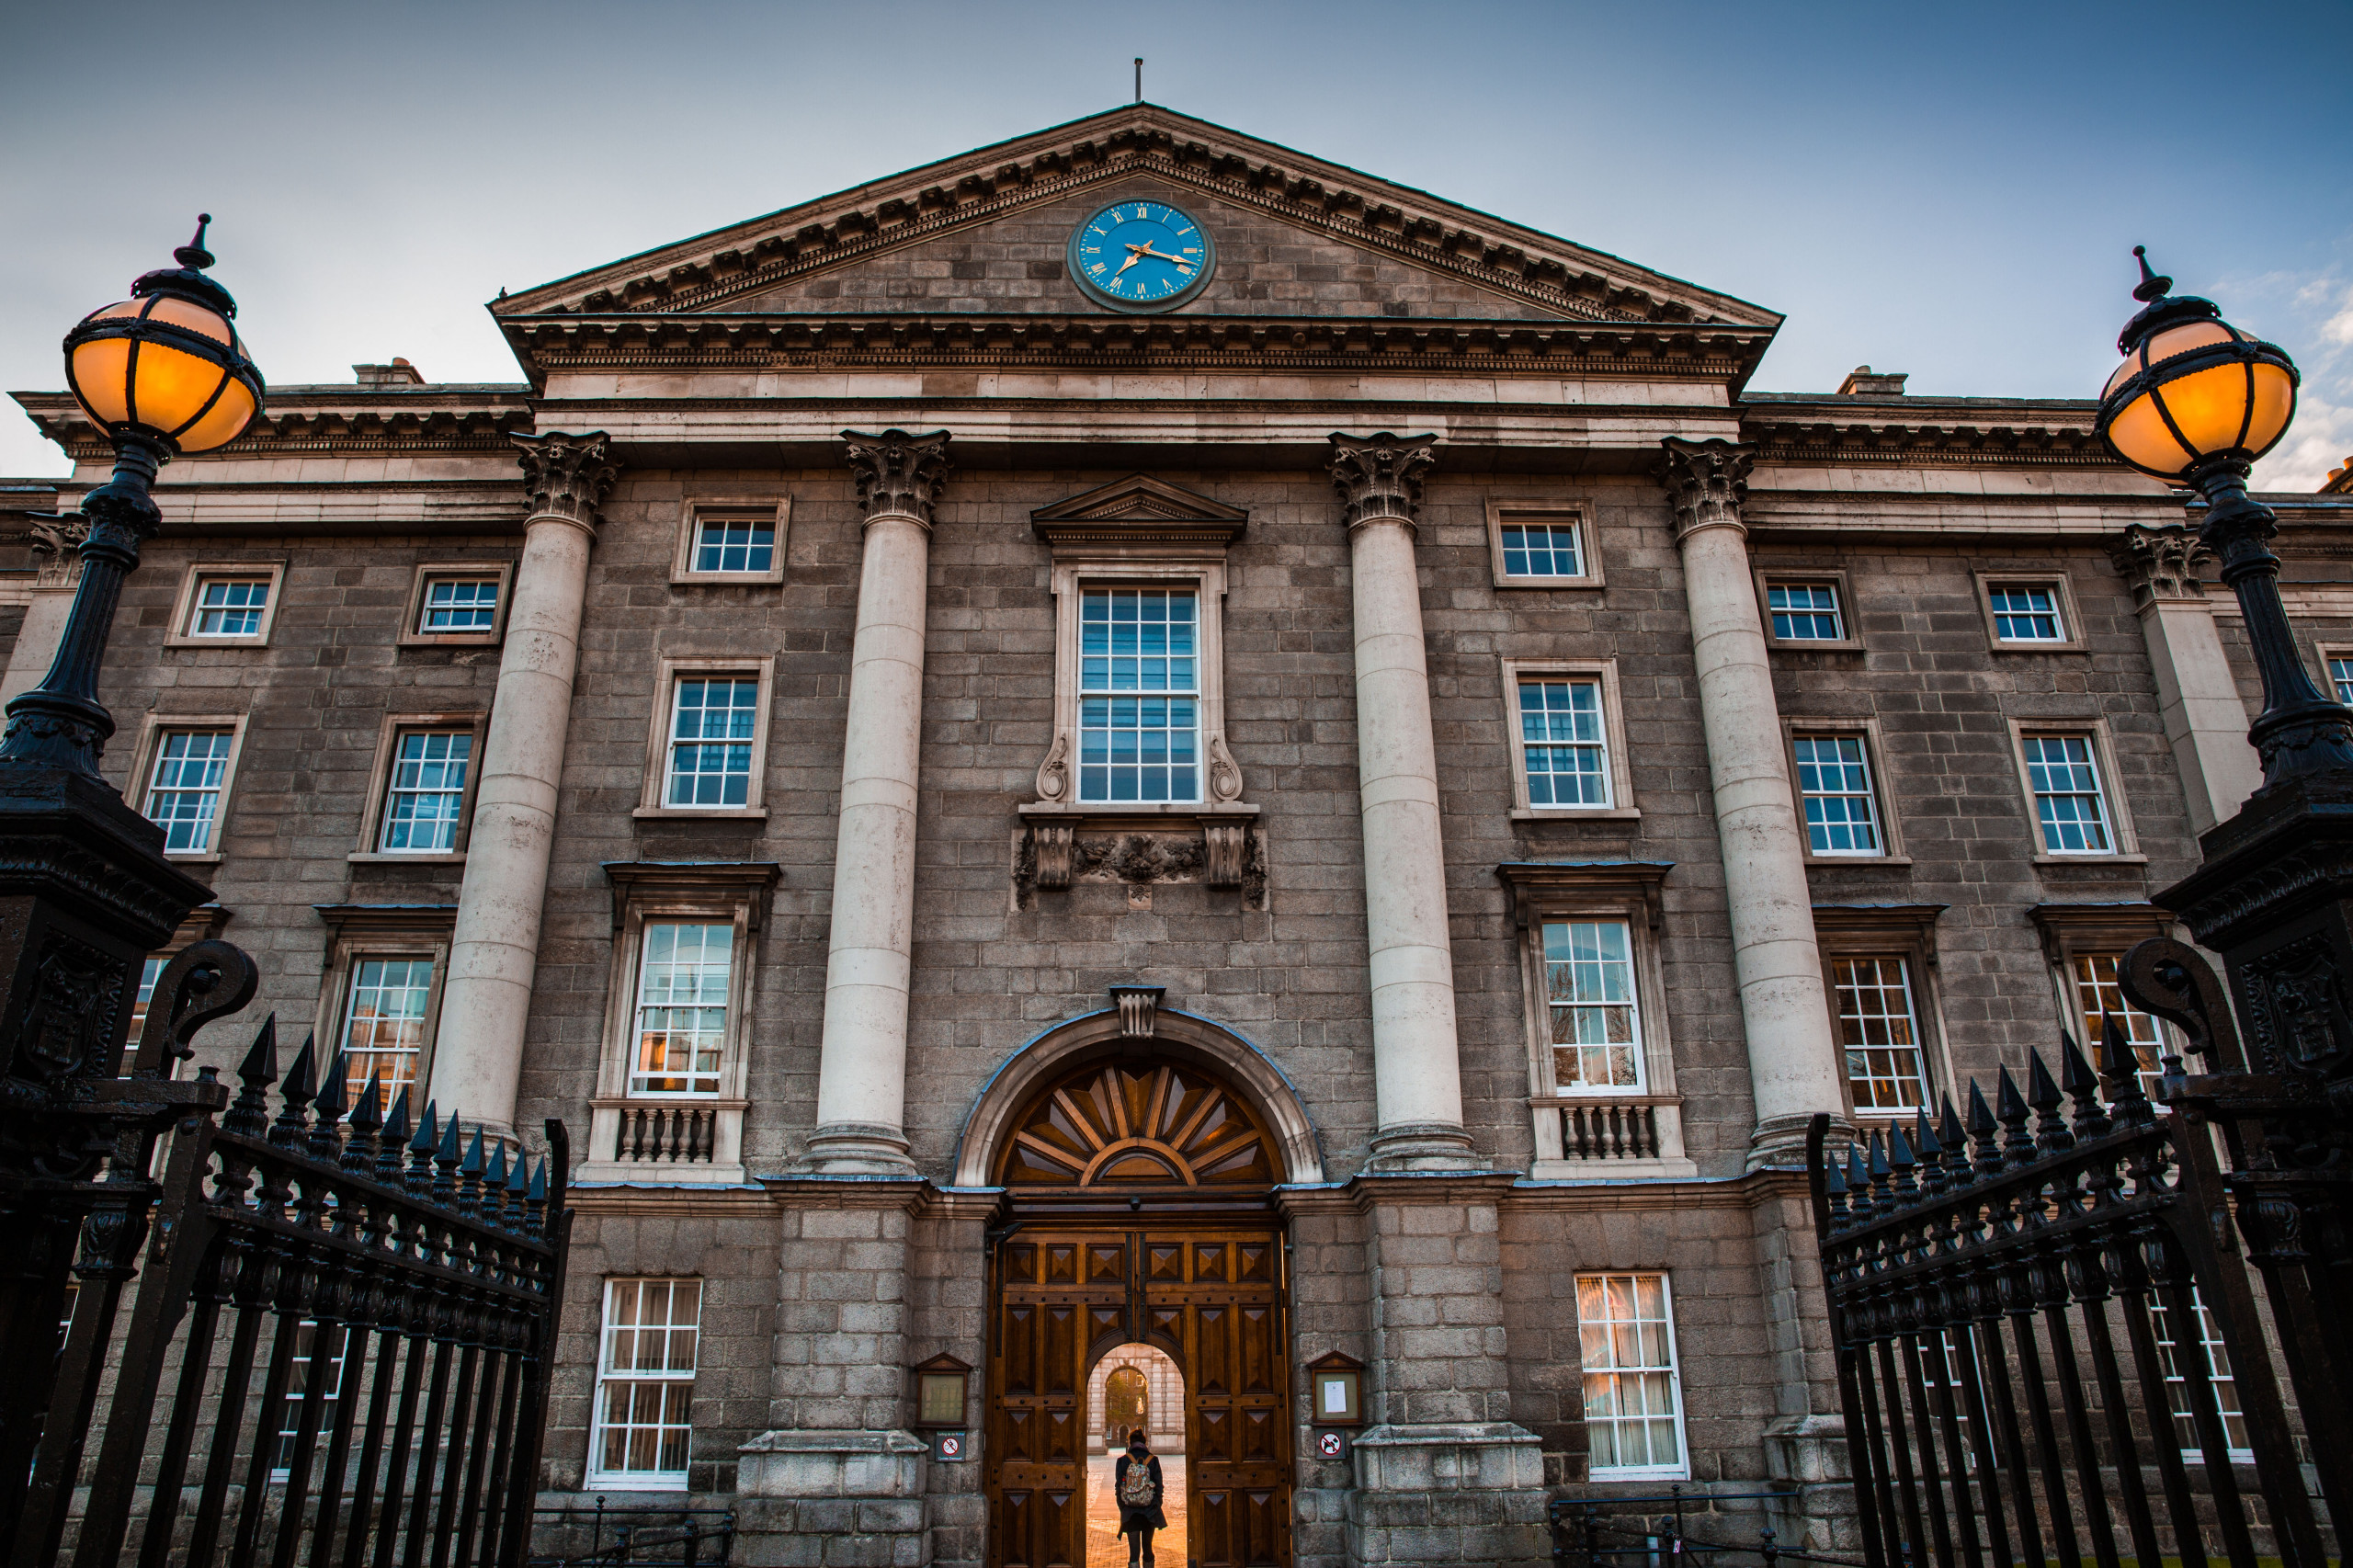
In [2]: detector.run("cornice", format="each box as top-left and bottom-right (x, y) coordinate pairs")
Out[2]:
(15, 389), (536, 463)
(1742, 401), (2117, 469)
(503, 312), (1773, 387)
(497, 108), (1775, 334)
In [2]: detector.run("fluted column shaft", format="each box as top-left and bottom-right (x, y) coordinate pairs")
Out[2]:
(1661, 437), (1846, 1166)
(2111, 523), (2260, 834)
(1331, 434), (1476, 1169)
(429, 432), (618, 1137)
(804, 430), (951, 1175)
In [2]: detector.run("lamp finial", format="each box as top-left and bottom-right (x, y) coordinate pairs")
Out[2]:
(2131, 244), (2172, 305)
(175, 214), (215, 273)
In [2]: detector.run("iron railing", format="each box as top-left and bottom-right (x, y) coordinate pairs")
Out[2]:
(1806, 937), (2347, 1568)
(0, 945), (573, 1568)
(1550, 1487), (1869, 1568)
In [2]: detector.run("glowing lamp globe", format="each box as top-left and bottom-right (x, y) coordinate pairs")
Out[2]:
(63, 216), (264, 457)
(2097, 247), (2297, 483)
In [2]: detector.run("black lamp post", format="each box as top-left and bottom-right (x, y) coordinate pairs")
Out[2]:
(0, 223), (263, 1486)
(2094, 246), (2353, 786)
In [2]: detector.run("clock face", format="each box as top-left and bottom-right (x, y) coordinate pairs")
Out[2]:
(1067, 199), (1216, 312)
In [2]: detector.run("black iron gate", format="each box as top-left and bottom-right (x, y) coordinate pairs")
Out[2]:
(0, 942), (574, 1568)
(1808, 937), (2347, 1568)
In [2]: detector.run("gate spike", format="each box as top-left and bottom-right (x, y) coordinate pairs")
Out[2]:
(226, 1016), (279, 1136)
(408, 1102), (440, 1197)
(2101, 1013), (2157, 1126)
(1938, 1096), (1970, 1185)
(433, 1114), (463, 1207)
(1886, 1121), (1919, 1202)
(525, 1157), (549, 1238)
(501, 1143), (528, 1231)
(1995, 1066), (2036, 1168)
(1966, 1081), (2003, 1179)
(1824, 1148), (1851, 1230)
(482, 1139), (507, 1225)
(1913, 1109), (1949, 1197)
(309, 1051), (349, 1159)
(1864, 1131), (1891, 1217)
(2025, 1047), (2073, 1153)
(457, 1126), (486, 1221)
(271, 1034), (318, 1147)
(377, 1084), (410, 1182)
(345, 1073), (383, 1173)
(2059, 1028), (2112, 1140)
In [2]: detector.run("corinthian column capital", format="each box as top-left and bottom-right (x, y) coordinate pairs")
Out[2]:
(843, 428), (952, 528)
(1329, 432), (1438, 532)
(1657, 437), (1756, 540)
(2109, 523), (2213, 608)
(511, 431), (620, 533)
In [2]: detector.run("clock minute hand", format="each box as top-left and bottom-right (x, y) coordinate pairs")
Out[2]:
(1132, 243), (1195, 272)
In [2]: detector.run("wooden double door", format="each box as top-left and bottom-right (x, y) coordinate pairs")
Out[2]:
(989, 1224), (1290, 1568)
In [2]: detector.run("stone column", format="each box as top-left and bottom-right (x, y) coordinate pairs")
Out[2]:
(802, 429), (951, 1176)
(1329, 433), (1478, 1172)
(2110, 523), (2260, 835)
(0, 517), (86, 710)
(427, 432), (619, 1137)
(1659, 437), (1846, 1166)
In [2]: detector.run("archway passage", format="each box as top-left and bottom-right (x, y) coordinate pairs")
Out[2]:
(987, 1056), (1290, 1568)
(1086, 1346), (1187, 1568)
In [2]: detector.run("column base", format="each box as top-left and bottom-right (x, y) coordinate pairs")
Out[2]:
(736, 1429), (931, 1567)
(1747, 1112), (1847, 1173)
(1364, 1123), (1486, 1174)
(795, 1121), (920, 1176)
(1345, 1422), (1547, 1568)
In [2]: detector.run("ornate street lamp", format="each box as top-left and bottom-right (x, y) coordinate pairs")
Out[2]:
(4, 217), (264, 775)
(2095, 247), (2353, 785)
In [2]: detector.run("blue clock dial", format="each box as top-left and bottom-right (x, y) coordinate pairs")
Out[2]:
(1067, 199), (1216, 312)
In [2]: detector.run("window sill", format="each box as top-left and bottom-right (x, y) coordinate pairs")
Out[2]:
(1990, 642), (2088, 654)
(396, 631), (502, 649)
(348, 850), (467, 866)
(163, 637), (271, 651)
(1018, 801), (1259, 825)
(1510, 807), (1641, 823)
(1767, 639), (1866, 653)
(632, 806), (769, 822)
(580, 1476), (691, 1493)
(1493, 575), (1605, 592)
(670, 572), (787, 588)
(2033, 853), (2149, 868)
(163, 851), (222, 866)
(1802, 855), (1912, 869)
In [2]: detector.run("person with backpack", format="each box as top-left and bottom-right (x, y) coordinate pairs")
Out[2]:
(1112, 1429), (1166, 1566)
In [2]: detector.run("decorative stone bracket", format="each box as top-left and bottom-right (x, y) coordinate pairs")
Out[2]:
(1013, 805), (1266, 911)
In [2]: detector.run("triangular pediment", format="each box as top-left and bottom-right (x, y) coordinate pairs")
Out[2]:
(1032, 475), (1247, 551)
(494, 106), (1777, 334)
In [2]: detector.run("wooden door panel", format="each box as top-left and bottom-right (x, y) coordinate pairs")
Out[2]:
(1197, 1488), (1233, 1566)
(1042, 1305), (1078, 1395)
(1240, 1407), (1278, 1464)
(1086, 1242), (1126, 1282)
(1197, 1305), (1233, 1395)
(1239, 1305), (1275, 1394)
(1240, 1490), (1285, 1568)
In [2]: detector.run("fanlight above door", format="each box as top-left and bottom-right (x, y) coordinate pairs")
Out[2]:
(997, 1061), (1275, 1188)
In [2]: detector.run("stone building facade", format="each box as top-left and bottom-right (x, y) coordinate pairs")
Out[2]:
(10, 105), (2350, 1568)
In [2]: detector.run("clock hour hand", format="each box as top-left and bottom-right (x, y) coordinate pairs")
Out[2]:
(1112, 249), (1145, 278)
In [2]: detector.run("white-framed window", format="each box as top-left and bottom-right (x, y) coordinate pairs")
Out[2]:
(630, 924), (733, 1097)
(2330, 655), (2353, 707)
(1976, 574), (2085, 652)
(2150, 1290), (2252, 1463)
(1834, 956), (1930, 1113)
(422, 577), (499, 632)
(1543, 920), (1643, 1092)
(2021, 733), (2114, 855)
(1768, 583), (1845, 642)
(339, 957), (435, 1108)
(1576, 1273), (1688, 1481)
(1486, 502), (1602, 588)
(1504, 661), (1633, 817)
(1078, 587), (1200, 804)
(380, 731), (472, 853)
(665, 677), (761, 808)
(2070, 954), (2168, 1100)
(1990, 585), (2064, 642)
(141, 727), (237, 854)
(671, 499), (790, 587)
(192, 577), (270, 638)
(167, 562), (284, 648)
(636, 659), (774, 819)
(591, 1278), (702, 1488)
(1793, 733), (1882, 855)
(401, 563), (514, 647)
(272, 1319), (349, 1477)
(1519, 677), (1609, 807)
(692, 515), (776, 575)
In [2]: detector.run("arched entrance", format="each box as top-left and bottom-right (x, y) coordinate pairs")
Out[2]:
(983, 1043), (1294, 1568)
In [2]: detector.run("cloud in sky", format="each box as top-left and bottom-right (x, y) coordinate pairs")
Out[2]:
(2, 0), (2347, 490)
